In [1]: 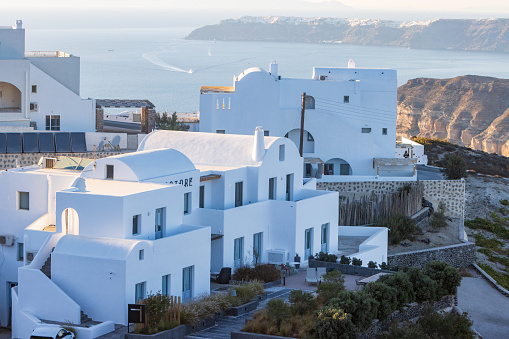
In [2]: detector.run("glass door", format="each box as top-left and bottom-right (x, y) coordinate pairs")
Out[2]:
(321, 223), (329, 253)
(155, 207), (164, 239)
(182, 266), (193, 301)
(304, 228), (313, 258)
(234, 237), (244, 268)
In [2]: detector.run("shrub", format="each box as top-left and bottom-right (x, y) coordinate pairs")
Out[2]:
(230, 281), (264, 306)
(322, 270), (345, 284)
(233, 264), (280, 283)
(135, 293), (181, 334)
(317, 272), (346, 304)
(363, 282), (398, 320)
(313, 306), (358, 339)
(379, 262), (388, 270)
(266, 299), (291, 331)
(377, 214), (418, 245)
(339, 255), (351, 265)
(289, 290), (317, 315)
(406, 267), (439, 303)
(351, 257), (362, 266)
(501, 199), (509, 206)
(315, 251), (338, 263)
(442, 153), (466, 179)
(430, 201), (448, 229)
(328, 291), (379, 330)
(424, 261), (462, 297)
(378, 272), (415, 307)
(367, 261), (378, 269)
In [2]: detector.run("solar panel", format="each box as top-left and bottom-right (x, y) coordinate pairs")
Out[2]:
(6, 133), (22, 153)
(70, 132), (87, 152)
(22, 133), (39, 153)
(38, 133), (55, 153)
(55, 132), (71, 152)
(0, 133), (6, 153)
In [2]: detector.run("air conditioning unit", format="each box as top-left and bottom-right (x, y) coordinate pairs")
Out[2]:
(0, 235), (14, 246)
(267, 249), (287, 265)
(30, 102), (38, 112)
(38, 157), (57, 169)
(319, 75), (326, 81)
(26, 250), (38, 263)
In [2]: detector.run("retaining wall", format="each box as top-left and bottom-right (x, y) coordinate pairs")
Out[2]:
(309, 259), (392, 277)
(387, 242), (476, 269)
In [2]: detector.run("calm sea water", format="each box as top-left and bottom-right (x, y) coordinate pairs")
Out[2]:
(26, 27), (509, 113)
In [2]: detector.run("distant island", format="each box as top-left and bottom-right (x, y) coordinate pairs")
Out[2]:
(186, 16), (509, 53)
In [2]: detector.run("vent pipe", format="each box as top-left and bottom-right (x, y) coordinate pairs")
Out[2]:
(252, 126), (265, 162)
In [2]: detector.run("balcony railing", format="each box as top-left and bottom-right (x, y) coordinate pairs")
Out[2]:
(25, 51), (70, 58)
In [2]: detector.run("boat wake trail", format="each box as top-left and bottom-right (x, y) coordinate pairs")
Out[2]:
(142, 51), (193, 74)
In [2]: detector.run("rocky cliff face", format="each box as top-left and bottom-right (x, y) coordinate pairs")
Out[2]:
(186, 17), (509, 53)
(397, 76), (509, 156)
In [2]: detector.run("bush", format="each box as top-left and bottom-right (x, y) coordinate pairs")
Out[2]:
(233, 264), (280, 283)
(339, 255), (351, 265)
(430, 202), (448, 229)
(424, 261), (462, 297)
(230, 281), (264, 306)
(322, 270), (345, 284)
(363, 282), (398, 320)
(378, 272), (415, 307)
(289, 290), (317, 316)
(501, 199), (509, 206)
(266, 299), (291, 331)
(317, 272), (346, 304)
(313, 306), (358, 339)
(351, 257), (362, 266)
(442, 153), (466, 179)
(406, 267), (439, 303)
(377, 214), (418, 245)
(315, 252), (338, 263)
(135, 293), (181, 334)
(380, 262), (388, 270)
(328, 291), (379, 330)
(367, 261), (378, 269)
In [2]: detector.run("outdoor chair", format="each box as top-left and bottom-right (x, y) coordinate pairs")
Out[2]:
(216, 267), (231, 284)
(305, 267), (318, 285)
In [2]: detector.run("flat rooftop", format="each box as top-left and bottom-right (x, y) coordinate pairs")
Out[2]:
(65, 178), (172, 197)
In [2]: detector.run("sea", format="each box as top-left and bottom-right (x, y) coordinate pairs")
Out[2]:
(26, 27), (509, 114)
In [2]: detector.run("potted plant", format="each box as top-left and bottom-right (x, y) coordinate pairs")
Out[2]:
(294, 253), (300, 269)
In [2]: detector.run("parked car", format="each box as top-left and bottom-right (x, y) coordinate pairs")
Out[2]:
(30, 325), (75, 339)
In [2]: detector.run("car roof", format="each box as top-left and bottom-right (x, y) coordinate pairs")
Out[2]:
(31, 325), (63, 336)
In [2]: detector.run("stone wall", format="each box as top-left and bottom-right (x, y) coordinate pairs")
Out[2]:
(0, 151), (131, 170)
(387, 242), (476, 269)
(317, 179), (465, 217)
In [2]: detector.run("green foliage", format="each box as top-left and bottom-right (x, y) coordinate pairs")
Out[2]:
(230, 281), (264, 306)
(429, 202), (448, 229)
(135, 293), (181, 334)
(315, 251), (338, 262)
(424, 261), (462, 297)
(339, 255), (351, 265)
(380, 262), (388, 270)
(442, 153), (467, 179)
(321, 270), (345, 284)
(266, 299), (291, 331)
(233, 264), (280, 283)
(313, 306), (358, 339)
(377, 214), (418, 245)
(378, 272), (415, 307)
(380, 308), (475, 339)
(351, 257), (362, 266)
(327, 291), (379, 330)
(500, 199), (509, 206)
(405, 268), (439, 303)
(474, 233), (504, 250)
(289, 290), (317, 316)
(479, 264), (509, 290)
(363, 282), (398, 320)
(367, 261), (378, 269)
(465, 216), (509, 239)
(317, 282), (346, 304)
(155, 112), (190, 131)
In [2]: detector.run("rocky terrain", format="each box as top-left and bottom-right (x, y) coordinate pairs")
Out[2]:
(186, 17), (509, 53)
(397, 76), (509, 157)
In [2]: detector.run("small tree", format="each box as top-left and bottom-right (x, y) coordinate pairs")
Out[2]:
(155, 112), (190, 131)
(266, 299), (290, 331)
(442, 153), (466, 179)
(430, 202), (448, 229)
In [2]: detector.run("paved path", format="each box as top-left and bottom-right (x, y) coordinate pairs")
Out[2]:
(417, 165), (444, 180)
(458, 272), (509, 338)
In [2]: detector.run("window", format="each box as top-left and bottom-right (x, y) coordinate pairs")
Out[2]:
(279, 144), (285, 161)
(324, 164), (334, 175)
(31, 85), (37, 93)
(344, 95), (350, 103)
(307, 132), (314, 142)
(155, 208), (165, 239)
(162, 274), (171, 296)
(45, 115), (60, 131)
(304, 228), (313, 258)
(184, 192), (191, 214)
(17, 243), (24, 261)
(132, 215), (141, 235)
(18, 192), (29, 210)
(106, 165), (114, 179)
(286, 174), (293, 201)
(235, 182), (243, 207)
(268, 177), (276, 200)
(216, 130), (225, 134)
(361, 128), (371, 133)
(139, 249), (144, 260)
(199, 185), (205, 208)
(264, 130), (270, 136)
(305, 95), (315, 109)
(253, 232), (263, 264)
(182, 266), (193, 302)
(321, 223), (329, 253)
(234, 237), (244, 268)
(135, 282), (146, 302)
(382, 128), (388, 135)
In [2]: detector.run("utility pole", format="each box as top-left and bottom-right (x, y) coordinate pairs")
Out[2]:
(299, 92), (306, 157)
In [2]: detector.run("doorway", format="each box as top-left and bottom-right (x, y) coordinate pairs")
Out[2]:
(62, 208), (79, 235)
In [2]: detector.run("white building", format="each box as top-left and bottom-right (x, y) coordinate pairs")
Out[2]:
(0, 21), (95, 132)
(2, 128), (347, 338)
(199, 61), (416, 180)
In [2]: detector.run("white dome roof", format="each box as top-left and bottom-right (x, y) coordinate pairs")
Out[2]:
(237, 67), (270, 81)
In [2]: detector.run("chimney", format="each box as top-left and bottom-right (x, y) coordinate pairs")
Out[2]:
(16, 20), (23, 29)
(269, 61), (278, 78)
(348, 59), (356, 68)
(252, 126), (265, 162)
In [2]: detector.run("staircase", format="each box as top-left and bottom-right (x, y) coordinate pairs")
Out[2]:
(41, 254), (52, 279)
(81, 311), (92, 324)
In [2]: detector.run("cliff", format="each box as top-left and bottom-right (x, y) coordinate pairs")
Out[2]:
(397, 75), (509, 156)
(186, 17), (509, 53)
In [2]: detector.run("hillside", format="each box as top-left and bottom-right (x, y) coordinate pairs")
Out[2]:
(397, 75), (509, 157)
(186, 17), (509, 53)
